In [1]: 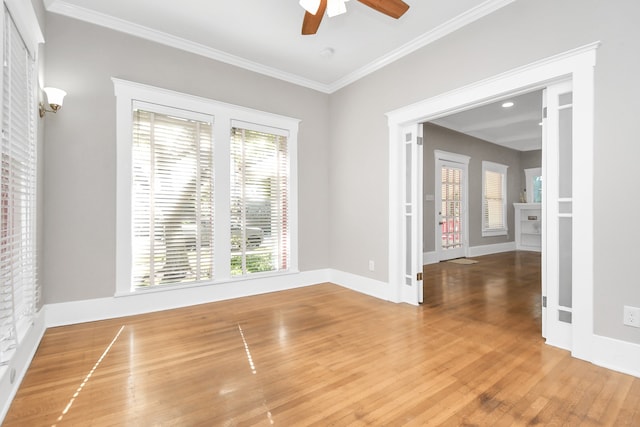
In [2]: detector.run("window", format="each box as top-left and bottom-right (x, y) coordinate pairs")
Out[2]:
(131, 106), (214, 287)
(230, 124), (289, 276)
(0, 3), (42, 366)
(482, 161), (508, 237)
(525, 167), (542, 203)
(114, 79), (299, 295)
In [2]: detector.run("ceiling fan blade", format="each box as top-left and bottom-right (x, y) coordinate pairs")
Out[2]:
(357, 0), (410, 19)
(302, 0), (328, 35)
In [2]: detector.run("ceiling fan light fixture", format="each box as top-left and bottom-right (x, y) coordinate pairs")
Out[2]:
(299, 0), (321, 15)
(326, 0), (348, 17)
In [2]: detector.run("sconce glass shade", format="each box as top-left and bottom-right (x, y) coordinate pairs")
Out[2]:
(43, 87), (66, 107)
(299, 0), (321, 14)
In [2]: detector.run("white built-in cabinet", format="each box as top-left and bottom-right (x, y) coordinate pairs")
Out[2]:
(514, 203), (541, 252)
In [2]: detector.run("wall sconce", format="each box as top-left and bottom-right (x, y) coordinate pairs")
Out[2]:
(39, 87), (67, 118)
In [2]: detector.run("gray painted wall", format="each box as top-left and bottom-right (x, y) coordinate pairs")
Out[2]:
(422, 123), (521, 253)
(329, 0), (640, 343)
(42, 14), (331, 304)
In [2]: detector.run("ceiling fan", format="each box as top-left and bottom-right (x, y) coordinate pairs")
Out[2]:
(300, 0), (410, 35)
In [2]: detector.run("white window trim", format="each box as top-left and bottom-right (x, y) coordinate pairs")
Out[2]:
(0, 0), (43, 376)
(481, 160), (508, 237)
(3, 0), (43, 57)
(113, 78), (299, 296)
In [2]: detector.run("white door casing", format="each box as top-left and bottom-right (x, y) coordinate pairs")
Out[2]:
(386, 43), (596, 365)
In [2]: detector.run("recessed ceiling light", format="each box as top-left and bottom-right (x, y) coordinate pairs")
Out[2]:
(502, 101), (514, 108)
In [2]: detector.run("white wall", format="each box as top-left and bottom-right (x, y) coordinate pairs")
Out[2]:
(328, 0), (640, 344)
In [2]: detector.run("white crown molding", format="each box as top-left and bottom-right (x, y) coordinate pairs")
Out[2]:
(44, 0), (333, 93)
(44, 0), (516, 94)
(327, 0), (518, 92)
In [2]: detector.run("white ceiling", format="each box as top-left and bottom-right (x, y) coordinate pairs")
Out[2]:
(43, 0), (537, 150)
(431, 89), (544, 151)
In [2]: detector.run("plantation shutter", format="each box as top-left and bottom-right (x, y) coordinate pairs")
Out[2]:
(484, 170), (504, 230)
(131, 106), (214, 288)
(230, 122), (289, 276)
(0, 7), (38, 365)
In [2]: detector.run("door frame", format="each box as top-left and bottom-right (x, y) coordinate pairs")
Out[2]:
(435, 150), (470, 261)
(386, 42), (597, 362)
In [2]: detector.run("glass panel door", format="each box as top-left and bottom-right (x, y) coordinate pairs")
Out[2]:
(435, 152), (469, 261)
(542, 80), (573, 349)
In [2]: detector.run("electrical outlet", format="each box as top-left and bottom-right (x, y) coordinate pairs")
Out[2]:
(623, 306), (640, 328)
(368, 260), (375, 271)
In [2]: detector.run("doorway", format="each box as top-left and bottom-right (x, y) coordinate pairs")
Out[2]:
(386, 43), (597, 361)
(434, 150), (470, 261)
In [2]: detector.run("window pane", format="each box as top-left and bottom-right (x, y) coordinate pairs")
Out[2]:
(482, 162), (507, 233)
(132, 110), (214, 287)
(230, 128), (289, 276)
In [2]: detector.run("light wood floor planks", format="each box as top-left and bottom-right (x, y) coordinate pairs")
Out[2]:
(4, 251), (640, 425)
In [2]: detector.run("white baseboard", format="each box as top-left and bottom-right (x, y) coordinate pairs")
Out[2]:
(468, 241), (516, 257)
(329, 269), (393, 302)
(423, 251), (437, 265)
(423, 242), (516, 265)
(591, 334), (640, 378)
(0, 309), (46, 422)
(46, 269), (330, 327)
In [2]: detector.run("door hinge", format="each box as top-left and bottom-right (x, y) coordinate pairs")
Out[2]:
(417, 272), (423, 281)
(542, 107), (547, 119)
(542, 296), (547, 308)
(417, 136), (423, 146)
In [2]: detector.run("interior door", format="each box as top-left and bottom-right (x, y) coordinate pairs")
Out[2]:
(401, 124), (423, 305)
(435, 151), (469, 261)
(542, 80), (573, 349)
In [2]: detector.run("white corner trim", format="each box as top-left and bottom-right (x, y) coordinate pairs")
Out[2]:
(0, 309), (46, 423)
(46, 270), (330, 327)
(329, 269), (394, 303)
(591, 334), (640, 379)
(44, 0), (515, 94)
(328, 0), (517, 92)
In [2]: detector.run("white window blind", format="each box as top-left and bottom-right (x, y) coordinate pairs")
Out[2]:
(131, 108), (214, 288)
(0, 6), (38, 364)
(230, 124), (289, 276)
(482, 161), (508, 236)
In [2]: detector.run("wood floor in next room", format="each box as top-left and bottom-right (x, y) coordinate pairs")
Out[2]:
(4, 251), (640, 425)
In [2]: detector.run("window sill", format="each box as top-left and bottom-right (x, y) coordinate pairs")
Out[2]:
(114, 269), (300, 298)
(482, 229), (508, 237)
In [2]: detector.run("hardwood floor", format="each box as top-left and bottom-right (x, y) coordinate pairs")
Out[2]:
(4, 251), (640, 425)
